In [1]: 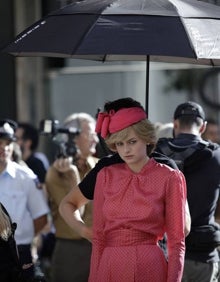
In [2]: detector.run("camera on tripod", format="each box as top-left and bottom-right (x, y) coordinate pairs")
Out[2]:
(39, 119), (80, 159)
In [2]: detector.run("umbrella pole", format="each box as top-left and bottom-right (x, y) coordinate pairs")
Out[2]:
(145, 55), (150, 115)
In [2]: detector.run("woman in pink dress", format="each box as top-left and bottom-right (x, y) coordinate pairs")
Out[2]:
(60, 98), (187, 282)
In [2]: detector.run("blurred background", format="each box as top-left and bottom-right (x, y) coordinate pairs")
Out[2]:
(1, 0), (220, 161)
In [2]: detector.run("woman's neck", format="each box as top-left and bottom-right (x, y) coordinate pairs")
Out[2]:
(127, 156), (149, 173)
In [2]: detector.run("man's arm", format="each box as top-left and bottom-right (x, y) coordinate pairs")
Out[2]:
(185, 200), (191, 236)
(34, 214), (48, 235)
(46, 161), (80, 206)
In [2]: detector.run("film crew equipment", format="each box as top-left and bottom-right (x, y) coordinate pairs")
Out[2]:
(39, 119), (80, 159)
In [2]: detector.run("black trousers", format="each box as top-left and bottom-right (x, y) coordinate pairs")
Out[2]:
(17, 244), (34, 279)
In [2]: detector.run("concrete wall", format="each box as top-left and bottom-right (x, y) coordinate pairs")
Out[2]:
(47, 60), (188, 125)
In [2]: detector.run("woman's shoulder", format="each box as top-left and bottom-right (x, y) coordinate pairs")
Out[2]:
(151, 157), (183, 180)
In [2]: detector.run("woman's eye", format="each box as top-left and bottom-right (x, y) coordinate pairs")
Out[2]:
(129, 140), (137, 144)
(116, 142), (123, 146)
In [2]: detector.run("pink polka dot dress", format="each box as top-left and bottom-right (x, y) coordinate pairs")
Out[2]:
(89, 158), (186, 282)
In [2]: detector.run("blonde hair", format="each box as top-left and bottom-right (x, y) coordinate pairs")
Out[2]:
(105, 119), (156, 155)
(0, 205), (12, 241)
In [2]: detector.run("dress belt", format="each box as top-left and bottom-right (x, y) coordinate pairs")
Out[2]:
(105, 229), (157, 247)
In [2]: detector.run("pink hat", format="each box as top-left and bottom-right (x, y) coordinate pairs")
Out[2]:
(96, 107), (147, 139)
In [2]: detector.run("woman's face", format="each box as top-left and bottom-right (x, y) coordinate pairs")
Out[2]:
(115, 127), (147, 171)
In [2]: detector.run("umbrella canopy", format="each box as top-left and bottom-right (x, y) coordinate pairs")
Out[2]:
(3, 0), (220, 62)
(3, 0), (220, 111)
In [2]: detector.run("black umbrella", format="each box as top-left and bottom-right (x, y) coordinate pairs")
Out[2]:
(3, 0), (220, 112)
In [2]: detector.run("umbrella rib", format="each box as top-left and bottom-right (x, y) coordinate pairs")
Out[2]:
(69, 0), (116, 57)
(70, 14), (102, 57)
(102, 55), (107, 62)
(210, 59), (215, 67)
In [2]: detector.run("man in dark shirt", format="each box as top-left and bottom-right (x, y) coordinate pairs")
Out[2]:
(15, 122), (49, 280)
(15, 122), (47, 187)
(155, 101), (220, 282)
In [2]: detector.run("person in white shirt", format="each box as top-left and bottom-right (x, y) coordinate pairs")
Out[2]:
(0, 119), (49, 280)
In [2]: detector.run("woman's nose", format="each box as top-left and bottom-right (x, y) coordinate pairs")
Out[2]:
(123, 144), (130, 153)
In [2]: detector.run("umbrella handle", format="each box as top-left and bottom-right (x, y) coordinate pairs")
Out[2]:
(145, 55), (150, 115)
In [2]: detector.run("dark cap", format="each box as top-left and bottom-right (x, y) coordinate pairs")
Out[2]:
(0, 119), (17, 141)
(174, 101), (205, 121)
